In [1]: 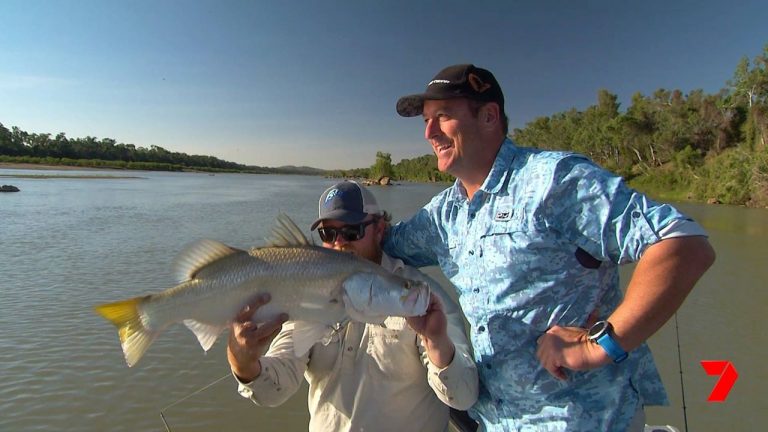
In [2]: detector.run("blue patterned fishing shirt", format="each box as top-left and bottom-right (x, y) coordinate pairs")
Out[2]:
(383, 139), (690, 431)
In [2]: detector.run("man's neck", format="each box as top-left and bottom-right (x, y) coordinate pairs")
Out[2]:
(458, 136), (505, 200)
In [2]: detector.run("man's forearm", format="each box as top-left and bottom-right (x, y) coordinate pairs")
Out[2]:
(608, 236), (715, 351)
(423, 334), (456, 368)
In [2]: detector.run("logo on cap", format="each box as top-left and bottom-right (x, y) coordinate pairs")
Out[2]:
(468, 73), (491, 93)
(324, 188), (339, 206)
(428, 79), (451, 86)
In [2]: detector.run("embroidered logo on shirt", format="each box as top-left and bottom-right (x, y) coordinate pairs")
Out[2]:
(494, 210), (512, 221)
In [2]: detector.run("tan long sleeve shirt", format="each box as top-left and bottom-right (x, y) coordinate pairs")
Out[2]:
(235, 253), (478, 432)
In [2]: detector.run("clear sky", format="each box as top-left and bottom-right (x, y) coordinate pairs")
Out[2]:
(1, 1), (766, 170)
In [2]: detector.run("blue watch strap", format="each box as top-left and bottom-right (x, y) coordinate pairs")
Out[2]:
(596, 332), (628, 363)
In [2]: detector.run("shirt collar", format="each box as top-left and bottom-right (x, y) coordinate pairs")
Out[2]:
(380, 252), (405, 273)
(481, 138), (517, 194)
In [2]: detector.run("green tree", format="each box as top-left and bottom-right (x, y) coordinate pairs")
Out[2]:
(728, 44), (768, 150)
(370, 151), (393, 180)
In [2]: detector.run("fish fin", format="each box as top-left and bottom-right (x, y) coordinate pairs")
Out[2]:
(94, 296), (156, 367)
(183, 319), (226, 352)
(173, 239), (243, 282)
(265, 213), (312, 247)
(291, 321), (331, 357)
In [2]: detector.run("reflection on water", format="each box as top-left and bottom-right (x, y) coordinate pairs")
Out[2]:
(0, 169), (764, 431)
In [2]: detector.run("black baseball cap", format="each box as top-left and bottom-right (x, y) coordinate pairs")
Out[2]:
(396, 64), (504, 117)
(310, 181), (382, 230)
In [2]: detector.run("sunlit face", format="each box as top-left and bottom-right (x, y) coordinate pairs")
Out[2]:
(422, 98), (486, 177)
(318, 216), (384, 264)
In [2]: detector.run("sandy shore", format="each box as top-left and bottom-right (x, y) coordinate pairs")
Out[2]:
(0, 162), (114, 171)
(0, 163), (144, 179)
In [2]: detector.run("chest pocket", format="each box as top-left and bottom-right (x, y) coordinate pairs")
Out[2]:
(366, 318), (421, 378)
(478, 218), (533, 269)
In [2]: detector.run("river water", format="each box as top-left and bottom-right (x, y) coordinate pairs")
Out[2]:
(0, 168), (764, 431)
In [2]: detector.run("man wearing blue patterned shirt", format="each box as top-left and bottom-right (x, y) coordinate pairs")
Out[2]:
(384, 64), (715, 431)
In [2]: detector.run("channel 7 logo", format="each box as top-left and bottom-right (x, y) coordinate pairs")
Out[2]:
(700, 360), (738, 402)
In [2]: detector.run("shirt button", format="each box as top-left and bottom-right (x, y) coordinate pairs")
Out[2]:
(478, 325), (486, 333)
(473, 288), (480, 293)
(631, 210), (642, 218)
(470, 213), (475, 219)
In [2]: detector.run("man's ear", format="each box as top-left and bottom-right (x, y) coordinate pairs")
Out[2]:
(480, 103), (500, 128)
(375, 219), (388, 244)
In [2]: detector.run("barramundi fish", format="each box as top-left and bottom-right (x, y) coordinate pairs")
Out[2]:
(94, 213), (431, 367)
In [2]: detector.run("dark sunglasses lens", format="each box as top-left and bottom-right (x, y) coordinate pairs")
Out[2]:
(318, 228), (336, 243)
(339, 225), (363, 241)
(319, 222), (369, 243)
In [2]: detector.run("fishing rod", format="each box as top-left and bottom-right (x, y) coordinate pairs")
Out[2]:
(673, 313), (689, 432)
(159, 373), (231, 432)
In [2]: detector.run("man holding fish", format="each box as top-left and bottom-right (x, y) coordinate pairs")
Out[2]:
(227, 181), (478, 432)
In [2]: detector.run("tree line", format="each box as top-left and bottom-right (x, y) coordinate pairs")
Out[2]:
(327, 151), (454, 183)
(512, 44), (768, 207)
(0, 125), (253, 172)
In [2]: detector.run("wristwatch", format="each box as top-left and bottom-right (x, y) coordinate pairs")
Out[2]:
(587, 320), (628, 363)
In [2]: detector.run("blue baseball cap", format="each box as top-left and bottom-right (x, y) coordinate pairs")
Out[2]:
(310, 181), (382, 230)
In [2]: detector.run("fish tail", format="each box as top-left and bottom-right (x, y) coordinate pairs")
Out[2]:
(94, 296), (156, 367)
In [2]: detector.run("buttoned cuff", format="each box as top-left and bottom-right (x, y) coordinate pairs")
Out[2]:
(234, 371), (256, 399)
(425, 348), (477, 408)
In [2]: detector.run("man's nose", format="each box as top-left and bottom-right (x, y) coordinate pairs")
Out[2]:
(424, 118), (441, 140)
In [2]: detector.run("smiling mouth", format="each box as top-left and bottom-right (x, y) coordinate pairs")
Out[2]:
(433, 143), (452, 154)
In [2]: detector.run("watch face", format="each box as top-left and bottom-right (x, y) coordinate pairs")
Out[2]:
(588, 321), (608, 339)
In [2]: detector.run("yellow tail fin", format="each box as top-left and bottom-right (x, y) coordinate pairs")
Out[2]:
(94, 296), (155, 367)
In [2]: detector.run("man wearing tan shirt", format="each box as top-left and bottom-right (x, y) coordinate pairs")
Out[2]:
(227, 181), (478, 432)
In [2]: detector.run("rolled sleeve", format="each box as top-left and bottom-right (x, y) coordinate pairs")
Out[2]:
(546, 156), (698, 263)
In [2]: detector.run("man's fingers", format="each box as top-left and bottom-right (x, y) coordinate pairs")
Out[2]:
(254, 314), (289, 337)
(240, 314), (288, 343)
(537, 330), (568, 380)
(234, 293), (271, 322)
(585, 310), (600, 328)
(548, 365), (567, 380)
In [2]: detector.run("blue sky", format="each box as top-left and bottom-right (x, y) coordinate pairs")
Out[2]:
(1, 1), (766, 170)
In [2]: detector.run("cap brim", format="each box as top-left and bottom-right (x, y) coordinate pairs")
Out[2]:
(396, 92), (465, 117)
(310, 210), (368, 230)
(396, 94), (425, 117)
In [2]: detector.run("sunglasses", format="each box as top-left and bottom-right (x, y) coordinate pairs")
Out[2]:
(318, 218), (378, 243)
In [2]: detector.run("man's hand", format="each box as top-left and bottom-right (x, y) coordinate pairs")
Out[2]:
(406, 292), (455, 368)
(227, 293), (288, 383)
(535, 325), (611, 380)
